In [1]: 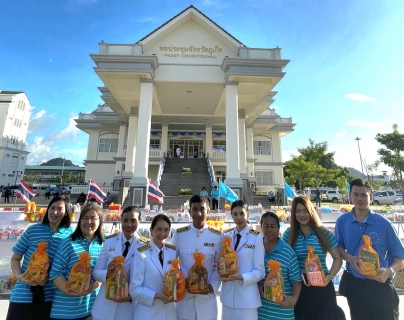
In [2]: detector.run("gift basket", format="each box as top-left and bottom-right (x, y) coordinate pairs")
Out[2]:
(305, 246), (325, 286)
(66, 252), (92, 294)
(217, 237), (238, 276)
(163, 258), (186, 302)
(105, 256), (129, 301)
(187, 252), (209, 294)
(359, 235), (380, 277)
(264, 260), (284, 302)
(24, 241), (49, 283)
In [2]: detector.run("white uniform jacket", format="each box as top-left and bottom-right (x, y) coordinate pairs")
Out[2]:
(170, 224), (223, 320)
(220, 225), (265, 309)
(92, 232), (150, 320)
(129, 242), (178, 320)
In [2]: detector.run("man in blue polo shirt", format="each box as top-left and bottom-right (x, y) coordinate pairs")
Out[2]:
(335, 179), (404, 320)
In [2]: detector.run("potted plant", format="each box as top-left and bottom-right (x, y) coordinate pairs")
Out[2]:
(181, 167), (192, 173)
(179, 188), (193, 197)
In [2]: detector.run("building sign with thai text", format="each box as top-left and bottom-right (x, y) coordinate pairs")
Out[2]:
(159, 45), (223, 59)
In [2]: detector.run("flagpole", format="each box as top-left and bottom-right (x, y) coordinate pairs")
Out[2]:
(13, 192), (18, 210)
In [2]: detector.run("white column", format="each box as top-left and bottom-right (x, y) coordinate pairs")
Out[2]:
(115, 123), (127, 176)
(246, 125), (254, 177)
(131, 80), (154, 185)
(271, 132), (281, 162)
(238, 117), (247, 176)
(205, 126), (212, 157)
(225, 82), (243, 187)
(161, 124), (168, 155)
(122, 115), (138, 178)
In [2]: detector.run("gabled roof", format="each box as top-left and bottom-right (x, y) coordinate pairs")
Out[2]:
(0, 90), (24, 94)
(137, 5), (245, 47)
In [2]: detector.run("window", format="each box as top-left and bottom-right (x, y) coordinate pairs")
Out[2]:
(254, 171), (274, 186)
(213, 140), (226, 150)
(253, 141), (271, 155)
(149, 139), (160, 149)
(99, 138), (118, 153)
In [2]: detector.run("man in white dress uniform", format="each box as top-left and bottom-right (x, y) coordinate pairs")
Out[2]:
(92, 206), (149, 320)
(171, 194), (223, 320)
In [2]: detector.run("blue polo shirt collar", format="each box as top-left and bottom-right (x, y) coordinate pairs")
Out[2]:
(265, 237), (284, 255)
(349, 209), (375, 225)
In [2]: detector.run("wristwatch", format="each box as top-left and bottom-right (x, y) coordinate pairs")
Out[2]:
(390, 267), (397, 278)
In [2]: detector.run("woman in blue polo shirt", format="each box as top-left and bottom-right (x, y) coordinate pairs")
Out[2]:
(258, 211), (302, 320)
(282, 196), (345, 320)
(49, 202), (104, 320)
(6, 195), (73, 320)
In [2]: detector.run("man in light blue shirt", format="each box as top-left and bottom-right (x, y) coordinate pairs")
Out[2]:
(211, 186), (219, 210)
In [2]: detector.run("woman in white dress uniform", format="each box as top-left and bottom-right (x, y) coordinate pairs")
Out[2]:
(130, 214), (177, 320)
(92, 206), (149, 320)
(220, 200), (265, 320)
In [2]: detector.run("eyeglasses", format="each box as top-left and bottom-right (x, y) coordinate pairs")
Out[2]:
(82, 217), (100, 222)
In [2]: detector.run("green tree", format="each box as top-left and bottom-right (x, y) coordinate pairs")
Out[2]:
(297, 139), (337, 186)
(284, 155), (314, 191)
(375, 124), (404, 204)
(23, 171), (41, 183)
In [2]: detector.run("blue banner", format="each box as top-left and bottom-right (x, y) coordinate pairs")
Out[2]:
(219, 181), (238, 202)
(284, 182), (296, 199)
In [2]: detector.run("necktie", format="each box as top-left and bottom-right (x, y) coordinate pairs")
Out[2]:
(159, 250), (164, 267)
(234, 233), (242, 251)
(122, 241), (130, 257)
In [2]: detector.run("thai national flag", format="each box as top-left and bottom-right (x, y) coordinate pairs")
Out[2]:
(17, 180), (36, 202)
(148, 181), (165, 204)
(88, 179), (106, 204)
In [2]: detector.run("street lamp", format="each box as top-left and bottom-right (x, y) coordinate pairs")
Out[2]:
(354, 137), (365, 180)
(12, 171), (22, 185)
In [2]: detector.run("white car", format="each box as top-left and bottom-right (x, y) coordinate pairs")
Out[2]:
(324, 190), (343, 203)
(372, 191), (397, 205)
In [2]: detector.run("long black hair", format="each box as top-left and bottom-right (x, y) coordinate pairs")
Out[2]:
(71, 203), (104, 244)
(42, 195), (71, 229)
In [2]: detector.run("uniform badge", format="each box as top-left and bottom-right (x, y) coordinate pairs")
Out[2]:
(204, 243), (215, 247)
(243, 244), (255, 249)
(109, 247), (116, 252)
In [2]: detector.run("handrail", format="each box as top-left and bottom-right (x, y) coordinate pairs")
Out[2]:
(156, 152), (166, 187)
(206, 153), (216, 188)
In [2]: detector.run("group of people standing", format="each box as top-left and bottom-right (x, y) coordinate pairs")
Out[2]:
(1, 184), (12, 203)
(6, 178), (404, 320)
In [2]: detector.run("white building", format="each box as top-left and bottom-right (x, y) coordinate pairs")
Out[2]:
(0, 90), (31, 186)
(75, 6), (295, 206)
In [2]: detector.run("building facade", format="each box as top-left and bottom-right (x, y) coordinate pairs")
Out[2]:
(24, 165), (86, 183)
(75, 6), (295, 206)
(0, 90), (31, 186)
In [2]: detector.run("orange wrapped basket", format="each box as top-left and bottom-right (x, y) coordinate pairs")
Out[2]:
(187, 252), (209, 294)
(105, 256), (129, 301)
(66, 252), (92, 294)
(217, 237), (238, 276)
(163, 258), (186, 302)
(305, 246), (325, 286)
(264, 260), (284, 302)
(359, 235), (380, 277)
(24, 241), (49, 283)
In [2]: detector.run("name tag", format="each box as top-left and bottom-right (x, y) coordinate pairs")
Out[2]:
(243, 244), (255, 249)
(204, 243), (215, 247)
(109, 247), (116, 252)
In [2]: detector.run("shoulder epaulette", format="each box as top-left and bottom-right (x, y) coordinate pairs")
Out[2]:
(223, 227), (235, 233)
(249, 229), (260, 236)
(138, 244), (150, 252)
(165, 243), (176, 250)
(140, 236), (150, 243)
(208, 227), (222, 235)
(105, 232), (121, 239)
(177, 226), (190, 233)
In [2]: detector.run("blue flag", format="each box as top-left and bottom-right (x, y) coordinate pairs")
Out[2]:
(346, 180), (350, 193)
(219, 181), (238, 202)
(284, 182), (296, 199)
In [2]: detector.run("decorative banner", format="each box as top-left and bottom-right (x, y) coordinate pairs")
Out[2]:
(168, 131), (206, 138)
(212, 132), (226, 138)
(151, 131), (162, 137)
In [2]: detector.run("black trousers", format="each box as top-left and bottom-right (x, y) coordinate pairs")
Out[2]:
(346, 273), (399, 320)
(212, 198), (218, 210)
(6, 301), (52, 320)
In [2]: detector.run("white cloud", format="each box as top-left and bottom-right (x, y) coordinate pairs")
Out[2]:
(335, 128), (347, 138)
(26, 116), (88, 165)
(282, 150), (299, 162)
(346, 120), (384, 128)
(28, 110), (57, 134)
(345, 93), (377, 103)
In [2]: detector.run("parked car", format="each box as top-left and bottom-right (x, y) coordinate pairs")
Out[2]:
(372, 190), (397, 205)
(324, 190), (343, 203)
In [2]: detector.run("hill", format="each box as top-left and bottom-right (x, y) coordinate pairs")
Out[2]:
(347, 167), (365, 179)
(40, 158), (77, 166)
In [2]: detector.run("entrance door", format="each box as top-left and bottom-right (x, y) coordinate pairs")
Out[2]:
(188, 144), (197, 158)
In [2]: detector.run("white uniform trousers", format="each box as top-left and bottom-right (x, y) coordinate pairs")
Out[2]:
(221, 305), (258, 320)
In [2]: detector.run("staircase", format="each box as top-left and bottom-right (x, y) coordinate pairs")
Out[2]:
(122, 158), (213, 209)
(252, 194), (283, 211)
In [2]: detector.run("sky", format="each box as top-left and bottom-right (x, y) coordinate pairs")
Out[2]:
(1, 0), (403, 175)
